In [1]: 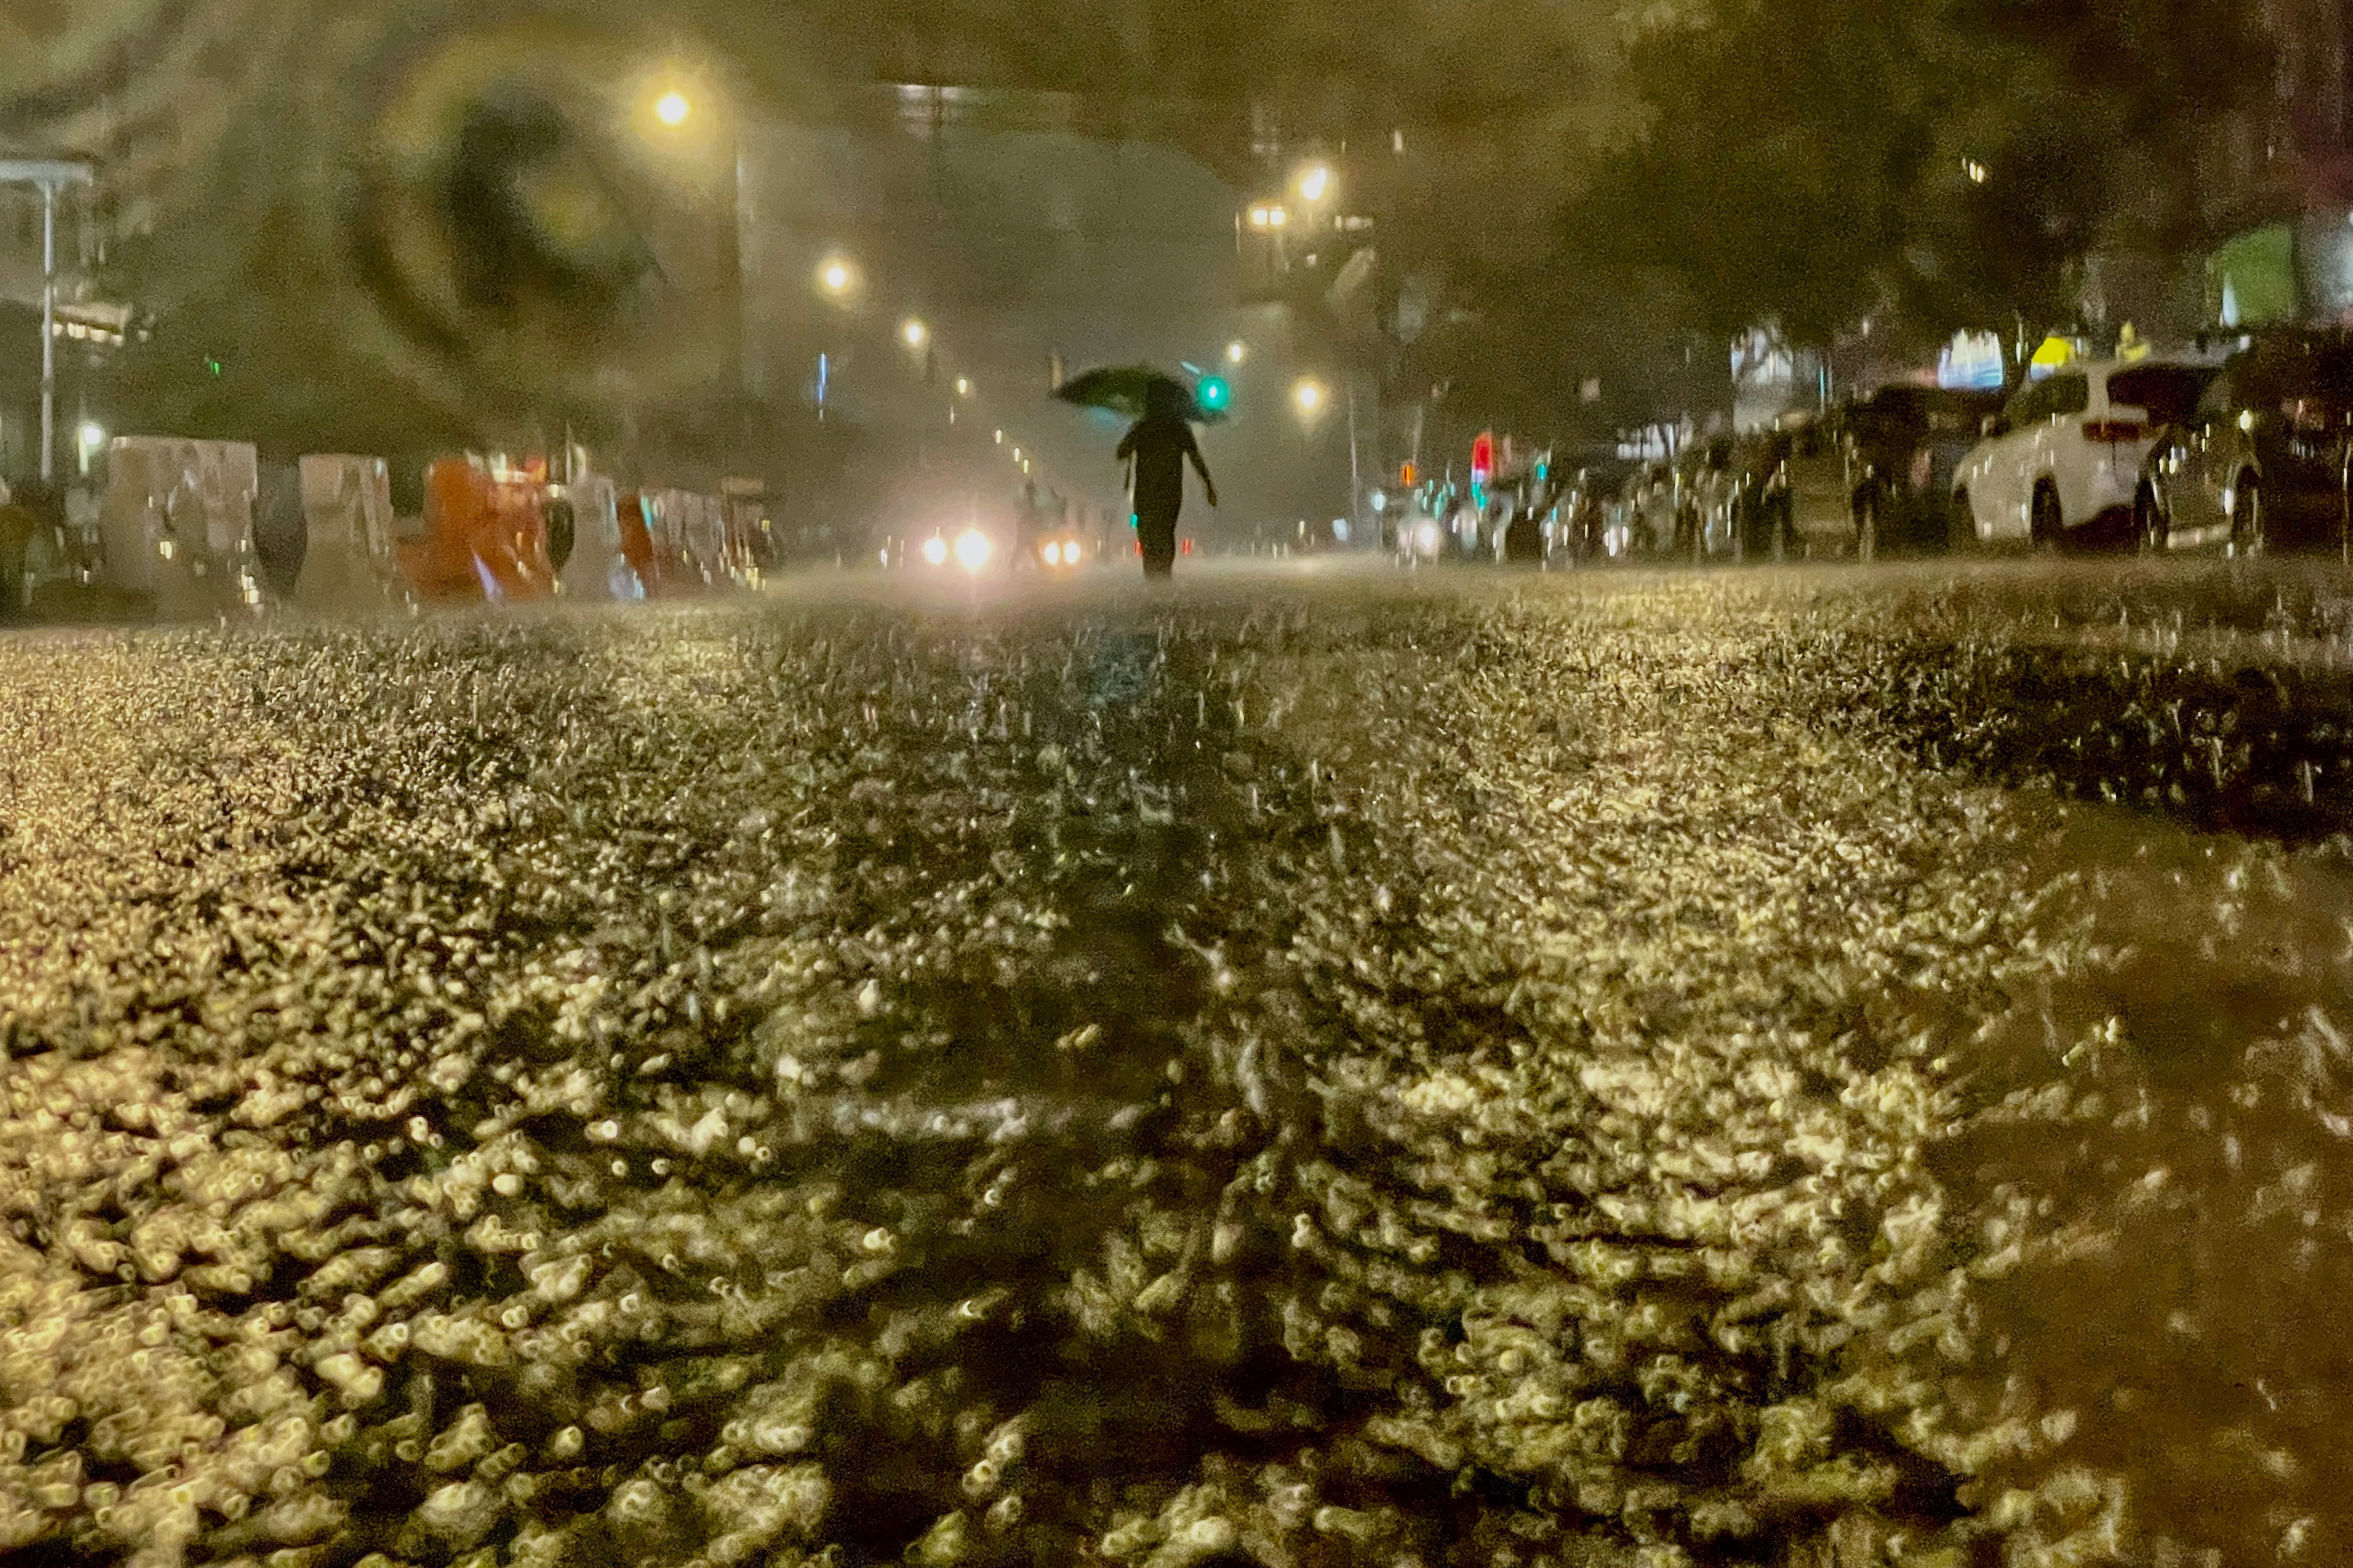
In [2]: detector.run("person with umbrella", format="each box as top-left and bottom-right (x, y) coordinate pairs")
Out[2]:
(1061, 369), (1219, 579)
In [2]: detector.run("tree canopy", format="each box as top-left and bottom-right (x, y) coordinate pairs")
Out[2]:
(1565, 0), (2274, 349)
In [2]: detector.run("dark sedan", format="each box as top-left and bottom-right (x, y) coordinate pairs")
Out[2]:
(2138, 334), (2353, 556)
(1847, 385), (2005, 557)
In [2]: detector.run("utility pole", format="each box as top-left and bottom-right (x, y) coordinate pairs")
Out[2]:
(1346, 381), (1363, 536)
(0, 161), (95, 485)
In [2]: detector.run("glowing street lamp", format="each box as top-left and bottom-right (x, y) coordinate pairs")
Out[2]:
(653, 90), (693, 128)
(1292, 377), (1328, 418)
(1225, 341), (1248, 366)
(1298, 162), (1334, 204)
(901, 319), (930, 351)
(815, 256), (860, 302)
(955, 376), (972, 396)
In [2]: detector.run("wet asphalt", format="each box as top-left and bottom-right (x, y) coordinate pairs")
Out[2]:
(0, 557), (2350, 1568)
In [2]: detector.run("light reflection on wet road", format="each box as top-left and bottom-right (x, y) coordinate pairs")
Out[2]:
(0, 560), (2347, 1568)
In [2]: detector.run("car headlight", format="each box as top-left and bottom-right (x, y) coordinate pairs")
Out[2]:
(1414, 521), (1444, 556)
(955, 528), (992, 571)
(921, 535), (949, 567)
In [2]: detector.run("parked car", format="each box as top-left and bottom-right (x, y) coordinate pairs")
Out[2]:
(1779, 411), (1856, 554)
(1674, 438), (1743, 560)
(2137, 332), (2353, 555)
(1621, 461), (1682, 558)
(1550, 456), (1635, 562)
(1499, 491), (1546, 563)
(1725, 426), (1801, 560)
(1846, 385), (2005, 557)
(1955, 357), (2219, 548)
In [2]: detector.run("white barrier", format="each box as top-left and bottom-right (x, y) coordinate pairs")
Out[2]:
(556, 474), (644, 602)
(295, 455), (407, 613)
(642, 489), (727, 591)
(101, 437), (262, 616)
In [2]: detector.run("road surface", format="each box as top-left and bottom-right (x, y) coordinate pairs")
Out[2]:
(0, 558), (2348, 1568)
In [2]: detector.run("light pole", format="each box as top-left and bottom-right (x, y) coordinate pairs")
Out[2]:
(0, 160), (94, 484)
(640, 87), (750, 397)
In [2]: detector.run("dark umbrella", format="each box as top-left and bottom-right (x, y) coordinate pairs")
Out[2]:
(1054, 365), (1223, 424)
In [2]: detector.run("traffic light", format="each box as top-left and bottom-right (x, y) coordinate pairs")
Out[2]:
(1197, 375), (1231, 413)
(1400, 462), (1418, 488)
(1470, 431), (1495, 503)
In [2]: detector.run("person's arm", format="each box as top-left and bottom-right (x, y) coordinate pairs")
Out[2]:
(1115, 426), (1139, 462)
(1186, 429), (1219, 508)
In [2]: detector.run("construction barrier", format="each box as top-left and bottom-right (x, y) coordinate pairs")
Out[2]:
(294, 455), (407, 613)
(100, 437), (262, 617)
(401, 458), (556, 603)
(556, 474), (645, 602)
(637, 489), (728, 596)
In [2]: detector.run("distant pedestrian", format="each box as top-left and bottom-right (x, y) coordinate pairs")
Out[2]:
(1116, 382), (1217, 580)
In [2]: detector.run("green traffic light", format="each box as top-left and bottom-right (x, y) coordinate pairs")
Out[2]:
(1197, 375), (1231, 412)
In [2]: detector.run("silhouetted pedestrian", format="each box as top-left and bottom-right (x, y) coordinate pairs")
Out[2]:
(1116, 382), (1217, 580)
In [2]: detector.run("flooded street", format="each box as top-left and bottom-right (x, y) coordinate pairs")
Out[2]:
(0, 561), (2348, 1567)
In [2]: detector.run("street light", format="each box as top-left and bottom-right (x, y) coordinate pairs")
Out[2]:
(901, 318), (929, 350)
(654, 90), (693, 128)
(1225, 341), (1248, 366)
(1293, 377), (1328, 417)
(1298, 163), (1334, 204)
(816, 256), (858, 299)
(0, 159), (93, 483)
(955, 376), (973, 397)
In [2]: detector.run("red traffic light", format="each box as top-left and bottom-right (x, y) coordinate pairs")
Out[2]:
(1470, 431), (1495, 486)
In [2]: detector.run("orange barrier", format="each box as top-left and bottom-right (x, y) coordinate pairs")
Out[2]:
(617, 492), (661, 596)
(400, 459), (556, 602)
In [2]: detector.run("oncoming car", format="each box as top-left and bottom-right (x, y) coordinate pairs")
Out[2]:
(914, 525), (1000, 573)
(1035, 530), (1092, 570)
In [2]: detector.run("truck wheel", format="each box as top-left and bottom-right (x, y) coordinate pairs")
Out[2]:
(1946, 493), (1974, 555)
(2135, 486), (2168, 554)
(2030, 483), (2063, 550)
(2231, 477), (2265, 558)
